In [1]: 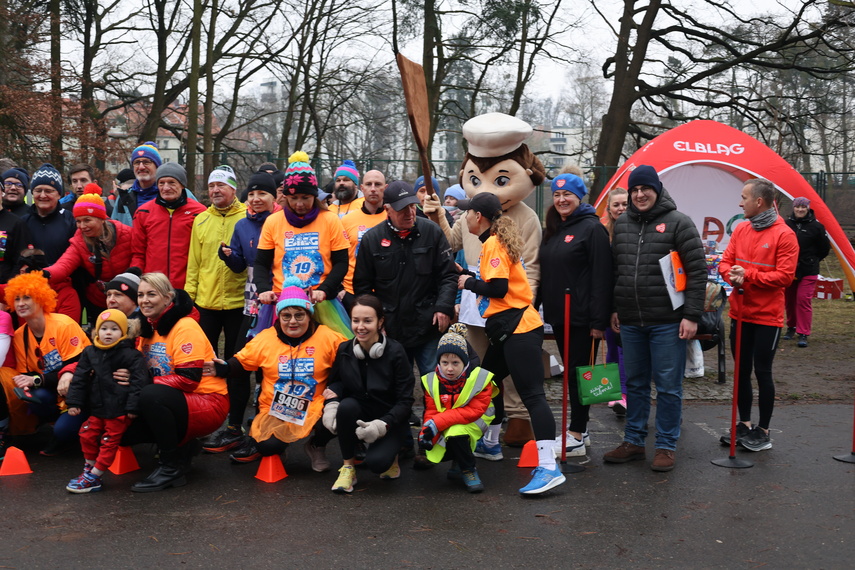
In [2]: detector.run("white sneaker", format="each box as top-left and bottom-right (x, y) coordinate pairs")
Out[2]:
(554, 431), (587, 457)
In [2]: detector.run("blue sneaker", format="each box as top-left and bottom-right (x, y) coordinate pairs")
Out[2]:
(461, 469), (485, 493)
(473, 439), (503, 461)
(519, 466), (566, 495)
(67, 472), (102, 494)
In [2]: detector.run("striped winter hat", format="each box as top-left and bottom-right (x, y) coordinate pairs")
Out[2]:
(334, 160), (359, 184)
(284, 151), (318, 196)
(73, 192), (108, 219)
(30, 163), (64, 193)
(276, 277), (314, 314)
(436, 323), (469, 367)
(130, 141), (162, 167)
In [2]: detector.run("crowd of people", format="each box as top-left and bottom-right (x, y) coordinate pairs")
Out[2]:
(0, 136), (817, 495)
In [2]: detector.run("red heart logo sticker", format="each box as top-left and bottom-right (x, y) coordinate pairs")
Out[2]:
(285, 231), (294, 239)
(564, 235), (574, 243)
(101, 311), (112, 320)
(70, 337), (79, 347)
(279, 355), (288, 363)
(583, 371), (593, 381)
(358, 225), (366, 232)
(181, 343), (193, 354)
(49, 338), (56, 346)
(120, 283), (128, 291)
(556, 179), (565, 188)
(656, 223), (665, 233)
(490, 257), (500, 268)
(381, 239), (391, 247)
(306, 347), (315, 356)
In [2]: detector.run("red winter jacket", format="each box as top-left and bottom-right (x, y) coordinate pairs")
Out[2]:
(130, 197), (206, 289)
(45, 220), (134, 309)
(719, 215), (798, 327)
(423, 373), (493, 433)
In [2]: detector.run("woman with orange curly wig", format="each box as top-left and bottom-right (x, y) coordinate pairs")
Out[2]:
(0, 272), (90, 459)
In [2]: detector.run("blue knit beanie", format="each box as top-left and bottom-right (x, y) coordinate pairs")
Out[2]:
(30, 163), (64, 193)
(415, 175), (440, 194)
(550, 174), (587, 200)
(2, 167), (30, 190)
(627, 165), (662, 194)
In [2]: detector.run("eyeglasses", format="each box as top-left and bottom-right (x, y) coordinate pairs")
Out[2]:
(134, 159), (154, 167)
(3, 182), (24, 189)
(629, 186), (656, 195)
(280, 312), (307, 322)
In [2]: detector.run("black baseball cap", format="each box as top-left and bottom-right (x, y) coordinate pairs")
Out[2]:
(457, 192), (502, 221)
(383, 180), (419, 211)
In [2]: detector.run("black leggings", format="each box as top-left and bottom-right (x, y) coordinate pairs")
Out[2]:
(121, 384), (188, 453)
(482, 326), (555, 441)
(552, 325), (599, 434)
(336, 397), (407, 474)
(198, 307), (245, 360)
(226, 315), (263, 427)
(730, 321), (780, 430)
(440, 435), (476, 472)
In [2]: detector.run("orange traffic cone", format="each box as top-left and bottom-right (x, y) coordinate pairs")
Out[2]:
(108, 446), (140, 475)
(0, 446), (33, 476)
(255, 454), (288, 483)
(517, 440), (538, 468)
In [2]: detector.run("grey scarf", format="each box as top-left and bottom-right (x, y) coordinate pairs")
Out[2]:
(749, 207), (777, 230)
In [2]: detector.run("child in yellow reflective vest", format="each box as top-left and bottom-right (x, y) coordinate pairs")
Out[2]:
(418, 324), (498, 493)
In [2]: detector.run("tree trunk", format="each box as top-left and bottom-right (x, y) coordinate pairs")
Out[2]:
(49, 0), (63, 168)
(186, 0), (202, 193)
(592, 0), (662, 201)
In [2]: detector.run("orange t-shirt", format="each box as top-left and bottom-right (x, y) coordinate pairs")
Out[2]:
(139, 317), (226, 396)
(13, 313), (90, 374)
(258, 209), (349, 293)
(235, 324), (345, 441)
(478, 235), (542, 334)
(330, 197), (365, 218)
(341, 208), (387, 294)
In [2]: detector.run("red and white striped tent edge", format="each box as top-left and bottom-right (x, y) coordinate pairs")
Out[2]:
(594, 119), (855, 292)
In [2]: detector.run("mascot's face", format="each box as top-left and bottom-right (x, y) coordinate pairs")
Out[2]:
(460, 158), (534, 210)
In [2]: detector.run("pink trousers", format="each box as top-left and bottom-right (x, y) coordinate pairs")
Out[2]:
(785, 275), (818, 336)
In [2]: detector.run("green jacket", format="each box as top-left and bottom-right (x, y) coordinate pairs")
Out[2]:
(185, 198), (247, 310)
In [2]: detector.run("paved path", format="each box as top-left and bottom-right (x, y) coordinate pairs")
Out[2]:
(2, 402), (854, 568)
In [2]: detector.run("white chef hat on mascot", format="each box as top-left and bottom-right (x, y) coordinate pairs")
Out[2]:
(463, 113), (533, 157)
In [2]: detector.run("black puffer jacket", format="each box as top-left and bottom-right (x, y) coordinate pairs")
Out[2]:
(612, 188), (706, 326)
(539, 204), (613, 331)
(326, 335), (415, 428)
(786, 209), (830, 279)
(353, 218), (457, 347)
(65, 339), (152, 417)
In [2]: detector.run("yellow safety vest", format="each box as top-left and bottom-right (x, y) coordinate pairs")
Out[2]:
(421, 367), (498, 463)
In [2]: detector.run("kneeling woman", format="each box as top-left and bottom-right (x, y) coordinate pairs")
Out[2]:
(457, 193), (565, 496)
(127, 272), (228, 492)
(323, 295), (415, 493)
(205, 282), (345, 468)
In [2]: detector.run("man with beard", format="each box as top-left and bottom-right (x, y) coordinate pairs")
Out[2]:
(329, 160), (364, 218)
(112, 142), (163, 226)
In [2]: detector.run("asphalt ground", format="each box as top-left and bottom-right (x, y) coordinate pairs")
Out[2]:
(1, 401), (854, 568)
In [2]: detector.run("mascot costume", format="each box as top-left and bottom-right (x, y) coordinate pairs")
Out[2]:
(425, 113), (545, 446)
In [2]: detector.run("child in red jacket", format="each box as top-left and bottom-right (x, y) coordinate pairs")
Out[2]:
(418, 324), (497, 493)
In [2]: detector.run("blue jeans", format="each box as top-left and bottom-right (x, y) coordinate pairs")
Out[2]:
(405, 339), (440, 377)
(620, 323), (686, 451)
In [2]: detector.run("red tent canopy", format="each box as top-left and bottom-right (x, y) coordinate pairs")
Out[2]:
(596, 120), (855, 291)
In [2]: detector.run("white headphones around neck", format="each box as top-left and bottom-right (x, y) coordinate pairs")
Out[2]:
(353, 334), (387, 360)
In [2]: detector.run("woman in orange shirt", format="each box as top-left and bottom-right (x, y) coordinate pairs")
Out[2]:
(457, 193), (565, 496)
(124, 272), (228, 493)
(204, 280), (345, 469)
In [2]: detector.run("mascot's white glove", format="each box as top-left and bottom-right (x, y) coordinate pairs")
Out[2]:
(322, 401), (339, 434)
(422, 192), (442, 216)
(355, 419), (387, 443)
